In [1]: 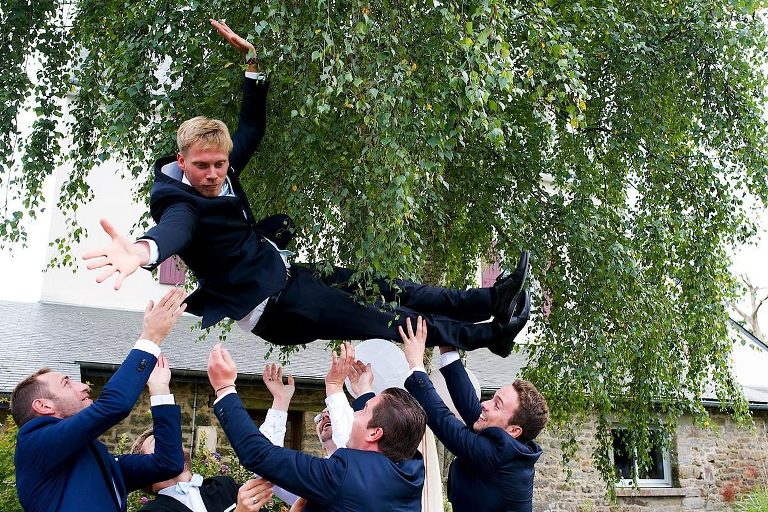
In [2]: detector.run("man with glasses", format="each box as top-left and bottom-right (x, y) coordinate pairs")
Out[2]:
(313, 343), (375, 457)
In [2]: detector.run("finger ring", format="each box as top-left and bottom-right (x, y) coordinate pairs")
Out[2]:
(252, 496), (258, 504)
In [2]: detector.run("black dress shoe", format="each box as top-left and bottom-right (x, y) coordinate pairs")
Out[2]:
(489, 290), (530, 358)
(492, 250), (530, 323)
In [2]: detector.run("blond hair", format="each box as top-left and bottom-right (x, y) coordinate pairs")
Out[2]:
(176, 116), (233, 155)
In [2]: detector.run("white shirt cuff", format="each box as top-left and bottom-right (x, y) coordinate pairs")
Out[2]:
(324, 391), (348, 408)
(213, 388), (237, 405)
(245, 71), (267, 81)
(150, 394), (175, 406)
(137, 238), (159, 267)
(440, 350), (461, 368)
(265, 408), (288, 425)
(134, 339), (161, 357)
(408, 366), (427, 377)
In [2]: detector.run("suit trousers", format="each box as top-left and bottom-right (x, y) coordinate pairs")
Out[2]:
(254, 264), (498, 349)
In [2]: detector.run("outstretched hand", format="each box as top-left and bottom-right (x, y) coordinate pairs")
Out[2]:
(325, 342), (354, 396)
(208, 343), (238, 393)
(399, 316), (428, 369)
(349, 359), (374, 396)
(140, 288), (187, 346)
(263, 363), (295, 412)
(210, 19), (255, 57)
(83, 218), (150, 290)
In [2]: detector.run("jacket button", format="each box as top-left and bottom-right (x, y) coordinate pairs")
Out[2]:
(138, 359), (147, 371)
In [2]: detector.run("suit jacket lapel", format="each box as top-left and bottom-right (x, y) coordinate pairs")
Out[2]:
(88, 443), (121, 511)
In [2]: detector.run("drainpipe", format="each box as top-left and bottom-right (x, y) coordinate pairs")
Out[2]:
(190, 380), (198, 453)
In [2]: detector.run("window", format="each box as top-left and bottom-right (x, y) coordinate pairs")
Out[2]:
(158, 256), (187, 285)
(611, 428), (672, 488)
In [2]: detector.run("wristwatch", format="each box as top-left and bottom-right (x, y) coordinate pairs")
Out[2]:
(245, 48), (258, 66)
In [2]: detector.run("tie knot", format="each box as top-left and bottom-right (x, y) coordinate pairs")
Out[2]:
(175, 474), (204, 495)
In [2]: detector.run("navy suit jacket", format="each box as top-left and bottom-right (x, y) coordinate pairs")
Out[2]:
(405, 362), (542, 512)
(142, 78), (285, 328)
(214, 393), (424, 512)
(14, 349), (185, 512)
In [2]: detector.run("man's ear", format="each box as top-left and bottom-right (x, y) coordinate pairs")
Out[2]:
(31, 398), (56, 417)
(177, 152), (186, 172)
(505, 424), (523, 439)
(366, 426), (384, 443)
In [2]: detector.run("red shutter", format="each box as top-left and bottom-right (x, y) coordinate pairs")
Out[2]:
(158, 256), (187, 285)
(480, 259), (501, 287)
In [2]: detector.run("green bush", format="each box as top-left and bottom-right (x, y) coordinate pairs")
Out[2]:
(0, 419), (23, 512)
(733, 486), (768, 512)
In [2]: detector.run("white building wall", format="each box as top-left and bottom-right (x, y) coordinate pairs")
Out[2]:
(40, 159), (174, 311)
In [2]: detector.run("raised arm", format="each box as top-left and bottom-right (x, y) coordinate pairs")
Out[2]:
(400, 317), (502, 471)
(19, 290), (186, 474)
(118, 356), (185, 491)
(261, 363), (295, 446)
(210, 19), (268, 176)
(439, 348), (482, 427)
(208, 345), (346, 505)
(324, 343), (355, 449)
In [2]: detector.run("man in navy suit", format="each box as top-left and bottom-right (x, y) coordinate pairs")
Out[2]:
(207, 344), (426, 511)
(83, 20), (532, 357)
(400, 316), (550, 512)
(11, 288), (187, 512)
(134, 363), (299, 511)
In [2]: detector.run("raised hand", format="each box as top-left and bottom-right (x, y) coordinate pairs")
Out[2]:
(399, 316), (428, 369)
(349, 359), (374, 396)
(83, 218), (151, 290)
(325, 342), (354, 396)
(208, 343), (238, 393)
(210, 18), (255, 57)
(139, 288), (187, 346)
(147, 355), (172, 395)
(263, 363), (295, 412)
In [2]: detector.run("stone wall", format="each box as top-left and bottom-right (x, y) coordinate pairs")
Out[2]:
(90, 375), (328, 459)
(530, 410), (768, 511)
(90, 372), (768, 511)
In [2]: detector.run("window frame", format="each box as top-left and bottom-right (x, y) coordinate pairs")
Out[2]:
(610, 427), (673, 488)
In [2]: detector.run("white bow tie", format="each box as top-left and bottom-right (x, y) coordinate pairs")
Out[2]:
(175, 474), (204, 495)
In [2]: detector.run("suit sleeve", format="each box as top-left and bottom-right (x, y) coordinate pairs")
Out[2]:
(440, 360), (482, 427)
(351, 392), (375, 412)
(214, 393), (344, 506)
(18, 349), (157, 474)
(141, 201), (199, 268)
(229, 78), (269, 177)
(405, 371), (502, 474)
(117, 404), (185, 492)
